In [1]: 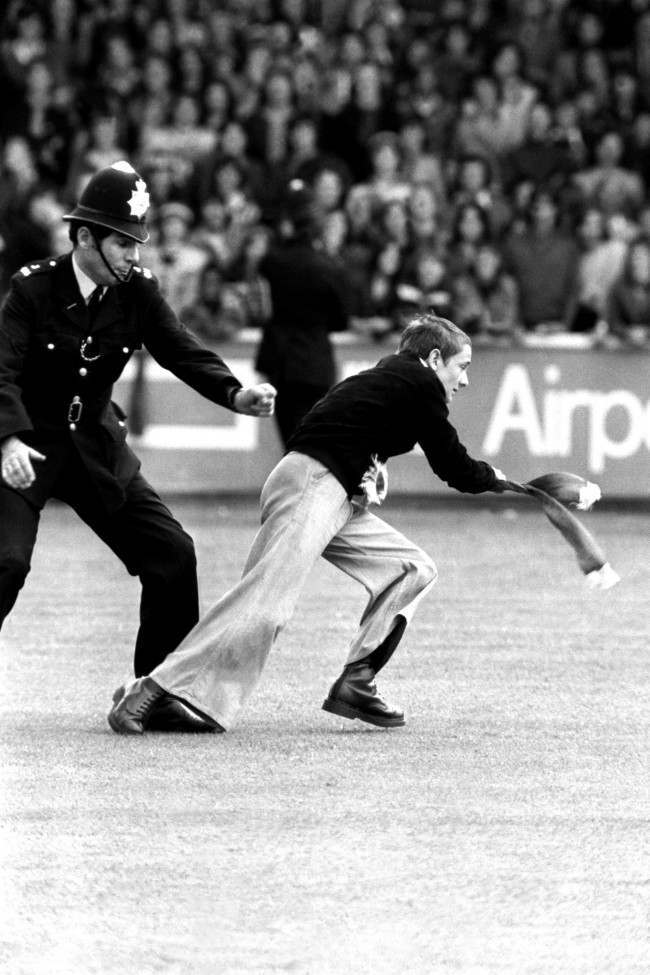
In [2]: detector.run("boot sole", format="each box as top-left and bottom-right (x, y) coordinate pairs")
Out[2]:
(322, 697), (405, 728)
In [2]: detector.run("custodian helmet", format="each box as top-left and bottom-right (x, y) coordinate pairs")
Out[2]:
(63, 160), (150, 243)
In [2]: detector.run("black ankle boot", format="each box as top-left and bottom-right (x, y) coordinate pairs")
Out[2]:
(322, 661), (405, 728)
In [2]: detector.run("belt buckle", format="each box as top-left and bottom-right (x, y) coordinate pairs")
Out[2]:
(67, 396), (83, 423)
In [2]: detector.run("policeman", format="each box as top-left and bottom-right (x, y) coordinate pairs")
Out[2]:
(0, 161), (275, 731)
(255, 179), (351, 446)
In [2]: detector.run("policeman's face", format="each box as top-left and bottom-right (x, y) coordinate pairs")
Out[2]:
(428, 344), (471, 403)
(77, 228), (140, 284)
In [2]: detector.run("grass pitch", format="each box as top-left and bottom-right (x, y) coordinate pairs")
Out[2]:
(1, 497), (649, 975)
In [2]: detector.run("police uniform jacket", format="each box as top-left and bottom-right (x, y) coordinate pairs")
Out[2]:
(255, 240), (350, 389)
(287, 350), (498, 497)
(0, 252), (243, 510)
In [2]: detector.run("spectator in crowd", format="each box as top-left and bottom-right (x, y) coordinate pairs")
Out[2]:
(490, 41), (538, 154)
(246, 66), (295, 169)
(0, 182), (64, 297)
(626, 110), (650, 194)
(453, 75), (504, 177)
(282, 114), (334, 186)
(145, 15), (176, 62)
(311, 164), (348, 217)
(191, 119), (264, 214)
(0, 2), (49, 95)
(340, 185), (377, 317)
(502, 186), (579, 332)
(574, 130), (645, 218)
(610, 67), (643, 143)
(404, 62), (456, 154)
(572, 87), (610, 160)
(448, 154), (509, 237)
(291, 53), (322, 116)
(509, 0), (563, 91)
(570, 205), (629, 334)
(65, 107), (128, 200)
(434, 20), (480, 103)
(321, 208), (348, 261)
(452, 242), (519, 344)
(502, 100), (576, 194)
(446, 201), (492, 277)
(321, 60), (397, 181)
(140, 93), (216, 203)
(360, 130), (411, 207)
(189, 199), (232, 270)
(222, 224), (274, 333)
(393, 248), (453, 331)
(129, 52), (174, 159)
(202, 78), (233, 131)
(575, 46), (611, 116)
(176, 44), (207, 100)
(181, 246), (272, 343)
(398, 117), (446, 202)
(3, 57), (73, 186)
(555, 5), (606, 100)
(0, 136), (51, 292)
(406, 181), (441, 253)
(96, 30), (140, 107)
(367, 199), (411, 320)
(180, 262), (236, 343)
(552, 99), (589, 170)
(606, 239), (650, 347)
(146, 201), (209, 316)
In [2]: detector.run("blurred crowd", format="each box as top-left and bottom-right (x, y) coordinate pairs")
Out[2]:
(2, 0), (650, 349)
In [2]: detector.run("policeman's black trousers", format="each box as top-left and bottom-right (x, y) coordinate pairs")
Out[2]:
(0, 470), (199, 676)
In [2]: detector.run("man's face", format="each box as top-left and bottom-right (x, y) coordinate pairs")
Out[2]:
(429, 343), (472, 403)
(78, 229), (140, 284)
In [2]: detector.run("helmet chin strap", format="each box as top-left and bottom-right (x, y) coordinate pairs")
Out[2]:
(89, 227), (134, 283)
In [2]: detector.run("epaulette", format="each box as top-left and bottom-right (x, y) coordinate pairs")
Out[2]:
(18, 258), (59, 278)
(131, 265), (154, 280)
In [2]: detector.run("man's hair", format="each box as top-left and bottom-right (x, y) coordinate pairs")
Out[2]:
(398, 314), (471, 361)
(67, 220), (113, 246)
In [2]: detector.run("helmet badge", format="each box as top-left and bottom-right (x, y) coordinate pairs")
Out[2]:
(128, 179), (150, 219)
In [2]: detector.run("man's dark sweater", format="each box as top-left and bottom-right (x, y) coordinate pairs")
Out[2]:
(287, 351), (497, 497)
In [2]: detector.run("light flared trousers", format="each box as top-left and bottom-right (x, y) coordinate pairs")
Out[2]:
(151, 453), (438, 728)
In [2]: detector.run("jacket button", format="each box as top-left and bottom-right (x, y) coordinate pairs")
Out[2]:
(122, 346), (130, 354)
(47, 343), (55, 350)
(79, 367), (88, 377)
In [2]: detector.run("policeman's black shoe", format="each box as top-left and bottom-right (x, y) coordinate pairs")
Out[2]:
(109, 682), (223, 734)
(146, 696), (224, 733)
(108, 677), (166, 735)
(322, 661), (405, 728)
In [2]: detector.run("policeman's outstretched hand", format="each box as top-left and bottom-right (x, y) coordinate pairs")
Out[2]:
(233, 383), (276, 417)
(1, 436), (46, 490)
